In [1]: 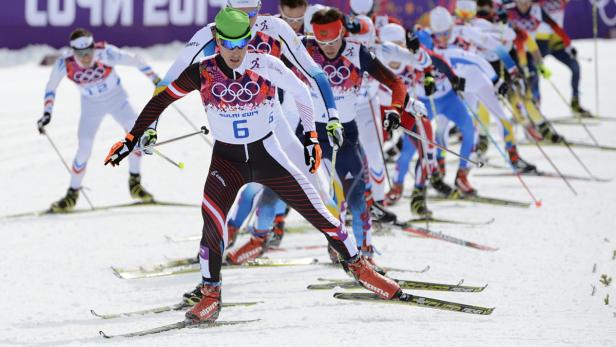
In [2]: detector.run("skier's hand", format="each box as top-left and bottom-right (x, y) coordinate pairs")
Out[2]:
(139, 129), (158, 155)
(303, 131), (322, 173)
(405, 30), (420, 53)
(105, 133), (137, 167)
(565, 46), (577, 60)
(538, 64), (552, 79)
(494, 79), (509, 97)
(407, 99), (427, 118)
(423, 74), (436, 96)
(326, 118), (344, 148)
(451, 75), (466, 92)
(383, 109), (401, 132)
(37, 112), (51, 134)
(343, 15), (362, 34)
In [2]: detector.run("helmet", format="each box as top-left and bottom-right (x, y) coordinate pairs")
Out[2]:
(226, 0), (260, 8)
(430, 7), (454, 33)
(349, 15), (376, 46)
(350, 0), (375, 16)
(304, 4), (329, 35)
(455, 0), (477, 20)
(379, 23), (406, 44)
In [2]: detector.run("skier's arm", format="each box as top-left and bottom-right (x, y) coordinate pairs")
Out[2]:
(43, 57), (67, 115)
(265, 56), (316, 133)
(129, 63), (201, 139)
(541, 8), (571, 47)
(278, 20), (338, 120)
(161, 25), (217, 85)
(360, 45), (407, 109)
(103, 44), (161, 84)
(466, 26), (517, 73)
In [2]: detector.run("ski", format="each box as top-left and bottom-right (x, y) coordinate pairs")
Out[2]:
(392, 222), (499, 252)
(427, 193), (531, 208)
(519, 140), (616, 151)
(99, 319), (260, 338)
(320, 262), (430, 274)
(406, 216), (495, 226)
(309, 278), (487, 292)
(112, 257), (320, 279)
(333, 292), (494, 315)
(549, 115), (616, 124)
(475, 170), (612, 183)
(164, 226), (316, 243)
(90, 301), (260, 319)
(2, 200), (200, 219)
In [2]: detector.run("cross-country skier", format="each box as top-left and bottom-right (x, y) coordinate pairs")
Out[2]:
(104, 7), (401, 323)
(37, 28), (159, 212)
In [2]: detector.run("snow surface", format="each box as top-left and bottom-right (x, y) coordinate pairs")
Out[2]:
(0, 40), (615, 347)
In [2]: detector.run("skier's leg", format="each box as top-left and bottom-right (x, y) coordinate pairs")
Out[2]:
(70, 100), (105, 189)
(356, 99), (387, 202)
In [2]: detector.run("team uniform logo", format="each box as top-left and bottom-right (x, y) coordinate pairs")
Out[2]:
(211, 81), (262, 103)
(307, 40), (362, 93)
(66, 57), (112, 85)
(248, 32), (281, 57)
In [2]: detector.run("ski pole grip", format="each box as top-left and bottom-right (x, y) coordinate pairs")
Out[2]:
(201, 126), (210, 135)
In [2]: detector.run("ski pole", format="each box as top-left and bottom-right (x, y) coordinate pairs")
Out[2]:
(499, 95), (578, 196)
(154, 126), (210, 147)
(329, 145), (339, 198)
(41, 130), (95, 210)
(152, 148), (185, 169)
(457, 92), (544, 206)
(400, 127), (484, 168)
(172, 104), (213, 147)
(545, 78), (599, 146)
(592, 0), (600, 118)
(368, 98), (393, 189)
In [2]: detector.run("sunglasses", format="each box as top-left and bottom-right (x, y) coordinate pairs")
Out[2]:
(73, 48), (93, 57)
(219, 36), (251, 50)
(280, 13), (304, 24)
(245, 7), (259, 18)
(314, 31), (343, 46)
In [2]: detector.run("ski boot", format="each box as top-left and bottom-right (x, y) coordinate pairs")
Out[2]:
(455, 168), (477, 196)
(182, 283), (203, 306)
(410, 187), (432, 218)
(370, 200), (397, 224)
(185, 283), (221, 323)
(537, 122), (564, 144)
(477, 134), (489, 156)
(344, 255), (401, 299)
(266, 214), (286, 248)
(385, 184), (403, 205)
(361, 245), (387, 275)
(430, 172), (454, 197)
(436, 157), (446, 176)
(225, 233), (267, 265)
(129, 173), (154, 202)
(507, 145), (537, 173)
(571, 96), (593, 118)
(49, 187), (80, 212)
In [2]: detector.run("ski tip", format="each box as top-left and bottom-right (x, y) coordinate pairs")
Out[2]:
(99, 330), (111, 339)
(90, 309), (100, 317)
(535, 200), (543, 208)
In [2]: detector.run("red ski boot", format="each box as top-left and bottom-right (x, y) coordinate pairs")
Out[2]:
(345, 256), (400, 299)
(185, 283), (221, 322)
(455, 168), (477, 196)
(225, 234), (267, 265)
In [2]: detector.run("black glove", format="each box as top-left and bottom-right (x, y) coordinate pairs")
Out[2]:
(383, 109), (401, 132)
(423, 73), (436, 96)
(104, 134), (137, 167)
(494, 79), (509, 96)
(496, 8), (508, 24)
(303, 131), (322, 173)
(343, 15), (362, 34)
(451, 75), (466, 92)
(37, 112), (51, 134)
(565, 46), (577, 60)
(405, 30), (420, 53)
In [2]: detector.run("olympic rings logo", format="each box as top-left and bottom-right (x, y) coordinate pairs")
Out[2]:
(73, 66), (107, 84)
(211, 81), (261, 103)
(323, 65), (351, 85)
(249, 41), (272, 54)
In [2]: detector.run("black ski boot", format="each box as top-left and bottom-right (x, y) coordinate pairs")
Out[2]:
(182, 283), (203, 306)
(507, 145), (538, 173)
(537, 122), (564, 144)
(129, 173), (154, 202)
(49, 188), (80, 212)
(410, 187), (432, 218)
(571, 96), (593, 118)
(370, 200), (397, 224)
(430, 173), (454, 197)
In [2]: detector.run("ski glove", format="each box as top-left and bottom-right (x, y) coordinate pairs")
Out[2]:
(494, 79), (509, 96)
(565, 46), (577, 60)
(407, 99), (428, 118)
(105, 133), (137, 167)
(326, 118), (344, 148)
(423, 74), (436, 96)
(405, 30), (420, 53)
(537, 64), (552, 79)
(343, 15), (362, 34)
(139, 129), (158, 155)
(37, 112), (51, 134)
(451, 76), (466, 92)
(303, 131), (322, 173)
(383, 109), (401, 132)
